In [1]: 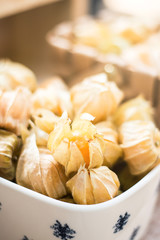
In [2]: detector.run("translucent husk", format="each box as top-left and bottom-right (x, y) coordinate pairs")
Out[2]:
(0, 59), (37, 92)
(32, 108), (60, 134)
(32, 77), (73, 119)
(70, 73), (123, 123)
(95, 121), (122, 167)
(48, 112), (104, 176)
(113, 95), (153, 127)
(66, 166), (120, 204)
(0, 129), (21, 169)
(0, 72), (19, 91)
(0, 129), (21, 180)
(0, 163), (16, 181)
(119, 120), (160, 175)
(20, 120), (49, 147)
(48, 113), (123, 175)
(16, 133), (68, 199)
(0, 87), (31, 135)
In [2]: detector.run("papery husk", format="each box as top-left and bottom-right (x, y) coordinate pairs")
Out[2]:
(70, 73), (123, 123)
(32, 108), (60, 134)
(0, 60), (37, 92)
(95, 121), (122, 167)
(16, 133), (68, 199)
(0, 87), (31, 135)
(0, 72), (18, 91)
(119, 120), (160, 175)
(66, 166), (120, 204)
(0, 163), (16, 180)
(0, 129), (21, 169)
(48, 112), (104, 176)
(20, 120), (49, 147)
(32, 77), (73, 118)
(113, 95), (153, 127)
(95, 121), (118, 143)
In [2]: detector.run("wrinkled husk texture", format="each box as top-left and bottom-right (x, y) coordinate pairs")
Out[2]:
(70, 73), (123, 123)
(48, 113), (122, 176)
(66, 166), (120, 204)
(0, 59), (37, 92)
(119, 120), (160, 175)
(16, 134), (68, 199)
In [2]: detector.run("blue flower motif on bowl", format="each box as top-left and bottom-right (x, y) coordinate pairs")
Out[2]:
(50, 220), (76, 240)
(113, 212), (131, 233)
(129, 226), (140, 240)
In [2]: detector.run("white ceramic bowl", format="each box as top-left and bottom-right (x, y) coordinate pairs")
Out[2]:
(0, 164), (160, 240)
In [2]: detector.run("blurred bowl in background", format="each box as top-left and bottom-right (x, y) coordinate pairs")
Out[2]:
(103, 0), (160, 21)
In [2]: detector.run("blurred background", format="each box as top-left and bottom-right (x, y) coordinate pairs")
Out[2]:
(0, 0), (91, 79)
(1, 0), (160, 80)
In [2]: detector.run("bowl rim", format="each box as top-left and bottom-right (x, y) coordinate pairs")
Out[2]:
(1, 164), (160, 212)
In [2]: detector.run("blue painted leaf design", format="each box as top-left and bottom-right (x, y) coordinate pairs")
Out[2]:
(50, 220), (76, 240)
(130, 226), (140, 240)
(113, 212), (131, 233)
(22, 236), (29, 240)
(22, 235), (33, 240)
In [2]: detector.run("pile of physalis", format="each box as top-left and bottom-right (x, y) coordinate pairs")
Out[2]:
(0, 59), (160, 205)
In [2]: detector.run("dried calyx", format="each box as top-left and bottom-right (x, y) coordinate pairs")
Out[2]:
(66, 165), (120, 204)
(48, 112), (122, 176)
(113, 95), (153, 127)
(32, 108), (60, 134)
(20, 120), (49, 147)
(48, 112), (103, 176)
(70, 73), (123, 123)
(0, 129), (21, 180)
(0, 87), (31, 135)
(16, 133), (68, 199)
(95, 121), (122, 168)
(32, 77), (73, 119)
(0, 59), (37, 92)
(119, 120), (160, 175)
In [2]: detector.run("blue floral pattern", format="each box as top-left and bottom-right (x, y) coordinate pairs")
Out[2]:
(22, 236), (32, 240)
(50, 220), (76, 240)
(22, 236), (29, 240)
(113, 212), (131, 233)
(130, 226), (140, 240)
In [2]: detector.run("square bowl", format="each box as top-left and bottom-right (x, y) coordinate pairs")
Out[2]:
(0, 164), (160, 240)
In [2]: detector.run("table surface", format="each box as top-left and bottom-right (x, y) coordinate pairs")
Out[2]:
(0, 0), (59, 18)
(142, 193), (160, 240)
